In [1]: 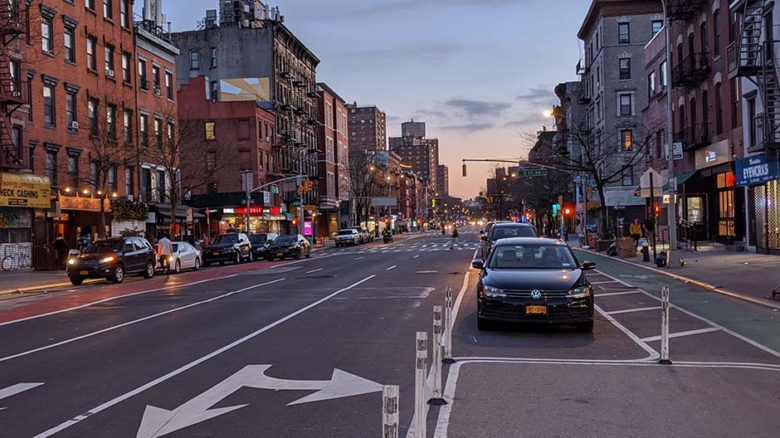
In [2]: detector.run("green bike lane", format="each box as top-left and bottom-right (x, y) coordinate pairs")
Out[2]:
(573, 249), (780, 353)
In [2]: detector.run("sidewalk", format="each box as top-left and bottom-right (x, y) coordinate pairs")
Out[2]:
(0, 269), (87, 296)
(570, 238), (780, 309)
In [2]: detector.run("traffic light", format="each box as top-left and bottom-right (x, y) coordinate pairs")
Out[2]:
(564, 207), (572, 216)
(462, 163), (467, 177)
(292, 218), (299, 226)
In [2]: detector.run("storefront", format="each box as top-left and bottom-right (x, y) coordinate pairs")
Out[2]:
(146, 203), (205, 242)
(218, 206), (285, 235)
(53, 194), (112, 250)
(737, 153), (780, 253)
(0, 173), (50, 271)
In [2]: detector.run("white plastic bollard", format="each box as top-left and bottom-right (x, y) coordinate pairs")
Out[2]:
(428, 306), (446, 405)
(414, 331), (428, 438)
(659, 287), (672, 364)
(381, 385), (399, 438)
(443, 287), (455, 364)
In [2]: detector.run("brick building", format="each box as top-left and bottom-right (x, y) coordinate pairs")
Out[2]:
(316, 82), (350, 237)
(436, 164), (449, 198)
(347, 103), (386, 152)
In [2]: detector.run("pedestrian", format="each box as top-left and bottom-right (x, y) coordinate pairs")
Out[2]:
(449, 225), (461, 249)
(630, 218), (642, 245)
(201, 233), (210, 247)
(53, 233), (69, 270)
(156, 233), (173, 274)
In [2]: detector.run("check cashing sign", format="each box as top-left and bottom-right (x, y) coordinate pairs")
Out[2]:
(736, 154), (780, 186)
(0, 173), (51, 209)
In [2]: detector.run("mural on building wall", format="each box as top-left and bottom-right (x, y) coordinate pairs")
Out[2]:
(220, 77), (271, 102)
(0, 242), (32, 271)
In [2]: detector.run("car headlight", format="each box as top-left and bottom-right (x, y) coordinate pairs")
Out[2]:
(168, 256), (175, 262)
(100, 256), (115, 263)
(67, 258), (77, 266)
(567, 285), (592, 298)
(483, 285), (506, 298)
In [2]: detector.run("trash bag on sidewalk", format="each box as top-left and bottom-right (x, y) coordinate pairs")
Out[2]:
(655, 251), (667, 268)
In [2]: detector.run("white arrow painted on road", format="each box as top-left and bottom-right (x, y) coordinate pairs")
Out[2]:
(136, 365), (382, 438)
(0, 382), (44, 410)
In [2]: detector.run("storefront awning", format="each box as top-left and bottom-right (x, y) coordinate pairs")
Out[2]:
(663, 171), (697, 190)
(282, 213), (293, 220)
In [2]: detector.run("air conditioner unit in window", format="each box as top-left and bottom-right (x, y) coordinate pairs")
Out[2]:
(127, 194), (134, 201)
(153, 87), (161, 96)
(106, 69), (115, 78)
(9, 90), (20, 98)
(68, 121), (79, 130)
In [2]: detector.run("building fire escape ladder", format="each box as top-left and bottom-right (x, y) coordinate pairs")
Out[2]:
(760, 46), (780, 152)
(738, 2), (766, 72)
(0, 0), (25, 169)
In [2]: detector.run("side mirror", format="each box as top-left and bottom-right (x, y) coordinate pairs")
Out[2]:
(480, 235), (488, 242)
(581, 261), (596, 271)
(471, 259), (485, 269)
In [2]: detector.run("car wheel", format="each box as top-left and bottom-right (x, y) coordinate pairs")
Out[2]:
(306, 248), (311, 258)
(69, 275), (84, 286)
(296, 249), (302, 260)
(219, 260), (225, 266)
(174, 260), (182, 274)
(204, 260), (211, 267)
(266, 255), (274, 261)
(235, 252), (242, 264)
(576, 320), (594, 333)
(194, 258), (201, 271)
(111, 264), (126, 283)
(142, 262), (155, 279)
(476, 316), (492, 331)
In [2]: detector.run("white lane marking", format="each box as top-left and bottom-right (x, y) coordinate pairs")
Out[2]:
(595, 290), (643, 297)
(33, 275), (376, 438)
(136, 365), (382, 438)
(268, 253), (336, 269)
(591, 280), (619, 285)
(594, 304), (659, 360)
(386, 265), (397, 271)
(0, 275), (239, 328)
(413, 255), (420, 259)
(606, 306), (662, 315)
(406, 270), (470, 438)
(0, 278), (287, 364)
(416, 270), (438, 274)
(354, 257), (364, 260)
(641, 327), (721, 342)
(594, 269), (780, 359)
(305, 268), (323, 274)
(0, 382), (44, 401)
(433, 358), (780, 438)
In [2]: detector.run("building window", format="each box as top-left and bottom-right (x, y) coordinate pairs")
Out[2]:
(43, 84), (55, 127)
(123, 110), (132, 143)
(620, 129), (633, 152)
(154, 118), (162, 147)
(167, 121), (174, 143)
(8, 60), (19, 95)
(205, 121), (216, 140)
(660, 61), (667, 89)
(648, 71), (656, 97)
(157, 170), (165, 201)
(210, 47), (217, 68)
(138, 59), (147, 89)
(41, 16), (53, 54)
(618, 93), (633, 116)
(618, 22), (630, 44)
(152, 65), (160, 90)
(206, 151), (216, 171)
(731, 78), (738, 129)
(120, 0), (129, 27)
(46, 149), (58, 187)
(652, 20), (663, 36)
(108, 166), (117, 193)
(656, 130), (664, 159)
(700, 21), (708, 53)
(190, 51), (199, 70)
(122, 52), (131, 82)
(88, 98), (98, 135)
(125, 166), (134, 196)
(64, 26), (75, 63)
(87, 36), (97, 71)
(86, 0), (95, 10)
(104, 46), (115, 77)
(103, 0), (112, 20)
(141, 168), (152, 201)
(619, 58), (631, 80)
(67, 154), (79, 188)
(26, 75), (33, 122)
(66, 91), (77, 129)
(747, 96), (757, 147)
(715, 82), (723, 134)
(106, 104), (116, 140)
(165, 71), (173, 100)
(622, 166), (633, 186)
(209, 80), (218, 101)
(140, 114), (149, 148)
(11, 125), (21, 161)
(713, 9), (721, 55)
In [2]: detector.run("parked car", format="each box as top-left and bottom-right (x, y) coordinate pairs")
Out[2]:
(165, 241), (202, 273)
(348, 226), (373, 243)
(249, 233), (278, 260)
(267, 234), (312, 260)
(67, 236), (156, 285)
(480, 222), (537, 260)
(335, 229), (361, 247)
(202, 232), (252, 266)
(472, 237), (595, 332)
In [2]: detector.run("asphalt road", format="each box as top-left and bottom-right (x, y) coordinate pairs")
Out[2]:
(0, 228), (778, 438)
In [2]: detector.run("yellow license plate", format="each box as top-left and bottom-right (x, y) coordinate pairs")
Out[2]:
(276, 253), (284, 257)
(525, 305), (547, 315)
(212, 252), (220, 256)
(79, 270), (89, 275)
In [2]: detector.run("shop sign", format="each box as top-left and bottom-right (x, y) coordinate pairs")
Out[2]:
(735, 154), (780, 186)
(0, 209), (32, 228)
(58, 196), (110, 212)
(303, 221), (313, 236)
(0, 173), (51, 209)
(603, 187), (645, 207)
(695, 139), (730, 170)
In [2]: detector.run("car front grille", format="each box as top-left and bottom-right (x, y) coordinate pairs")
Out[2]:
(504, 289), (569, 299)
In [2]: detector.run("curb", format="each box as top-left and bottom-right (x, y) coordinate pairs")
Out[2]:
(574, 247), (780, 311)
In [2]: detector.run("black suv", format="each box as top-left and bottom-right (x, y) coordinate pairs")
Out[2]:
(480, 222), (537, 260)
(67, 237), (157, 285)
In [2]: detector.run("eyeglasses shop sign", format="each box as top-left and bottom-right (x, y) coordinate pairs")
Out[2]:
(736, 154), (780, 186)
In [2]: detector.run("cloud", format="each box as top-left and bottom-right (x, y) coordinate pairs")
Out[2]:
(516, 87), (555, 105)
(339, 42), (464, 68)
(444, 98), (512, 117)
(340, 0), (516, 18)
(437, 122), (495, 133)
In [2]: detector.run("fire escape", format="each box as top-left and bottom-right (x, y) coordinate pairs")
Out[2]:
(668, 0), (711, 151)
(730, 0), (780, 156)
(0, 0), (26, 170)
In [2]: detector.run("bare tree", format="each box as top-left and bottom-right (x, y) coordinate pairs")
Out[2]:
(348, 152), (381, 227)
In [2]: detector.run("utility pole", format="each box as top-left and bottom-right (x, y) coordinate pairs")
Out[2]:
(663, 0), (678, 264)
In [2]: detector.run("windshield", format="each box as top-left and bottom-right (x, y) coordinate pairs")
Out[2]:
(491, 226), (536, 240)
(83, 240), (123, 254)
(249, 235), (268, 243)
(337, 230), (354, 236)
(489, 245), (577, 270)
(212, 234), (238, 244)
(274, 236), (296, 244)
